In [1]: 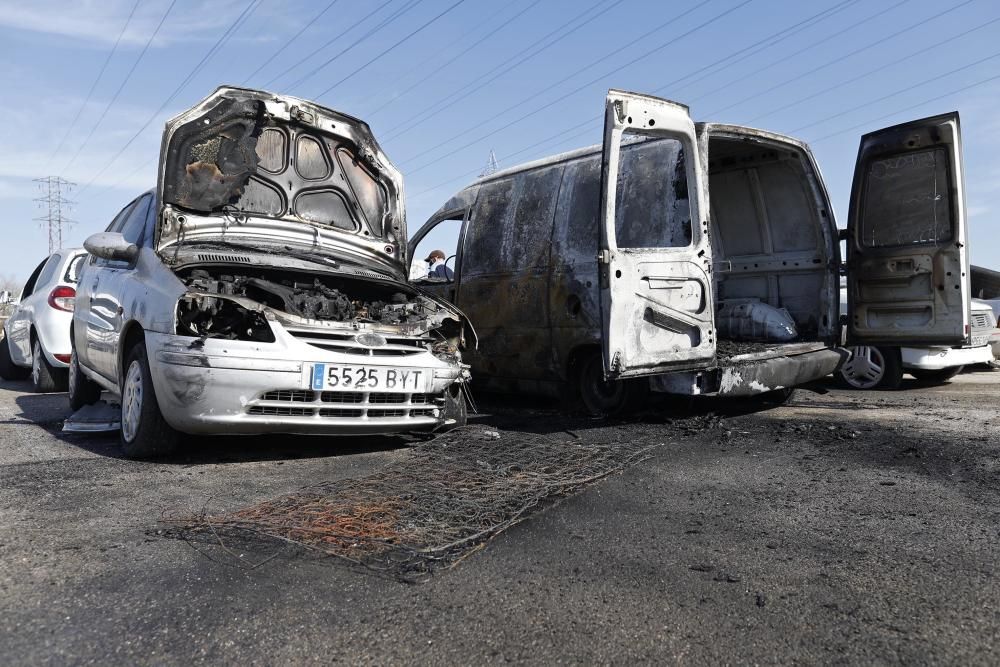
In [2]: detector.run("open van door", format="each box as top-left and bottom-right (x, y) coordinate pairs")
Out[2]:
(598, 89), (715, 379)
(846, 112), (970, 346)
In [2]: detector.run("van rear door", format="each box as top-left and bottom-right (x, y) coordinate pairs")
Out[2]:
(847, 112), (970, 345)
(598, 90), (715, 379)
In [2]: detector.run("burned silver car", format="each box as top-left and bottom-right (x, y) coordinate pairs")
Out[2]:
(411, 90), (972, 415)
(70, 87), (473, 458)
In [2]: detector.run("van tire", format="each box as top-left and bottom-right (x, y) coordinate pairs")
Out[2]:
(909, 366), (964, 383)
(120, 342), (180, 459)
(68, 346), (102, 411)
(31, 339), (65, 393)
(0, 335), (29, 381)
(576, 352), (646, 418)
(439, 385), (468, 431)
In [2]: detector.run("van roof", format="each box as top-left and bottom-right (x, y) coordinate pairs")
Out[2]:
(470, 122), (809, 188)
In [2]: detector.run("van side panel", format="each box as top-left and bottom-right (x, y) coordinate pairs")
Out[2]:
(549, 155), (603, 378)
(460, 165), (565, 383)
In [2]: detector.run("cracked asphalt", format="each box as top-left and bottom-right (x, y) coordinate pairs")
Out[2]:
(1, 369), (998, 665)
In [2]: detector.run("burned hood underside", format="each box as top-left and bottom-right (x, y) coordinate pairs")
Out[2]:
(157, 87), (406, 274)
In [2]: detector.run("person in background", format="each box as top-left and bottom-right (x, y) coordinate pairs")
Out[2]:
(425, 249), (454, 280)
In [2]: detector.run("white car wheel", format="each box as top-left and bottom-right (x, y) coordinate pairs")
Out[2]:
(840, 346), (886, 389)
(121, 359), (144, 443)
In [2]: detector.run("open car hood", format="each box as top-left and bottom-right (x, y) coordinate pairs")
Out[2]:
(156, 86), (406, 279)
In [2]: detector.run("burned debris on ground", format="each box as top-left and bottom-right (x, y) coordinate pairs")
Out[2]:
(161, 425), (661, 582)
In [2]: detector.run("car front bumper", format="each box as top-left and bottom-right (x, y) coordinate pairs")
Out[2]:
(900, 345), (994, 370)
(145, 332), (466, 435)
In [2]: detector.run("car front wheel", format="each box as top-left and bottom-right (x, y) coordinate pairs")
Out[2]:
(120, 342), (180, 459)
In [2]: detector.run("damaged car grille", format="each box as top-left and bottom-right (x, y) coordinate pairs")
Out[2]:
(249, 390), (443, 419)
(285, 328), (432, 356)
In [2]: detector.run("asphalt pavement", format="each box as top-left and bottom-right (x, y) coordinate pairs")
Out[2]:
(2, 370), (999, 665)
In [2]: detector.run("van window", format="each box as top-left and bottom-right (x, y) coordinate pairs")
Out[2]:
(861, 147), (952, 248)
(563, 157), (601, 259)
(411, 216), (463, 282)
(615, 138), (692, 248)
(506, 165), (562, 270)
(464, 178), (515, 276)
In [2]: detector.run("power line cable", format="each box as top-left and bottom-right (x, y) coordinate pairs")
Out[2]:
(790, 48), (1000, 134)
(745, 15), (1000, 125)
(702, 0), (977, 117)
(45, 0), (142, 169)
(62, 0), (178, 173)
(685, 0), (896, 105)
(282, 0), (426, 91)
(261, 0), (396, 90)
(364, 0), (542, 118)
(77, 0), (263, 195)
(809, 71), (1000, 143)
(399, 0), (848, 168)
(382, 0), (624, 142)
(400, 0), (755, 175)
(241, 0), (344, 84)
(314, 0), (470, 100)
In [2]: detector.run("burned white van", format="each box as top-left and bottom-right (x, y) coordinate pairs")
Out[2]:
(410, 90), (970, 415)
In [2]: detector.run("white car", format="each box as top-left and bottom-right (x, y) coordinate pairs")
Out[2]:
(0, 249), (88, 392)
(838, 286), (995, 389)
(71, 87), (474, 459)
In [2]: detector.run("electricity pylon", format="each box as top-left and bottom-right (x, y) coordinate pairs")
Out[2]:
(478, 149), (499, 178)
(33, 176), (76, 254)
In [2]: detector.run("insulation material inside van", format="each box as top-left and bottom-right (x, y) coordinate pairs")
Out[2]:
(716, 300), (798, 342)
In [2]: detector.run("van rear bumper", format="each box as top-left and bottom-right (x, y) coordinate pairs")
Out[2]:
(715, 347), (848, 397)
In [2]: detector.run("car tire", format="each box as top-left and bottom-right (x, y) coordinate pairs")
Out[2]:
(0, 335), (30, 381)
(439, 385), (468, 430)
(837, 345), (903, 390)
(120, 342), (180, 459)
(68, 346), (102, 410)
(31, 339), (66, 393)
(576, 351), (647, 418)
(909, 366), (964, 383)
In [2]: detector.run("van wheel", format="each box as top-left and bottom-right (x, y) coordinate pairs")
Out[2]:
(909, 366), (963, 383)
(31, 339), (65, 393)
(838, 345), (902, 390)
(68, 346), (102, 410)
(0, 335), (29, 381)
(120, 343), (179, 459)
(576, 352), (646, 417)
(439, 385), (468, 431)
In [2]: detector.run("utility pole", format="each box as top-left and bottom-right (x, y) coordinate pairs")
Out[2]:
(33, 176), (76, 254)
(478, 149), (499, 178)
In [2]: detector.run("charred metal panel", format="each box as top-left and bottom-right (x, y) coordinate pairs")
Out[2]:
(459, 165), (563, 381)
(716, 347), (847, 396)
(847, 112), (969, 346)
(162, 97), (265, 212)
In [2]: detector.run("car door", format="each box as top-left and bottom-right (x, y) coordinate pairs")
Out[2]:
(598, 89), (715, 379)
(846, 112), (969, 346)
(79, 198), (141, 381)
(6, 258), (50, 364)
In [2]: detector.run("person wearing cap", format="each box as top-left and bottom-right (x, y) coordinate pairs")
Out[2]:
(425, 249), (454, 280)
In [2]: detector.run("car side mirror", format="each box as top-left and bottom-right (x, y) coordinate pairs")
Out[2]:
(84, 232), (139, 263)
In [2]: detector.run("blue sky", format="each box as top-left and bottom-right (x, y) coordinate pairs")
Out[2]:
(1, 0), (998, 283)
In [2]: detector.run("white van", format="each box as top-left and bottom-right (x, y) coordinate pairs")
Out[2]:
(411, 90), (975, 414)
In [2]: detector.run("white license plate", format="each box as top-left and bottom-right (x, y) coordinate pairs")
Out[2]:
(306, 363), (430, 393)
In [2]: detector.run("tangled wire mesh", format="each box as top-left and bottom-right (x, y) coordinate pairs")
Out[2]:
(161, 425), (660, 582)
